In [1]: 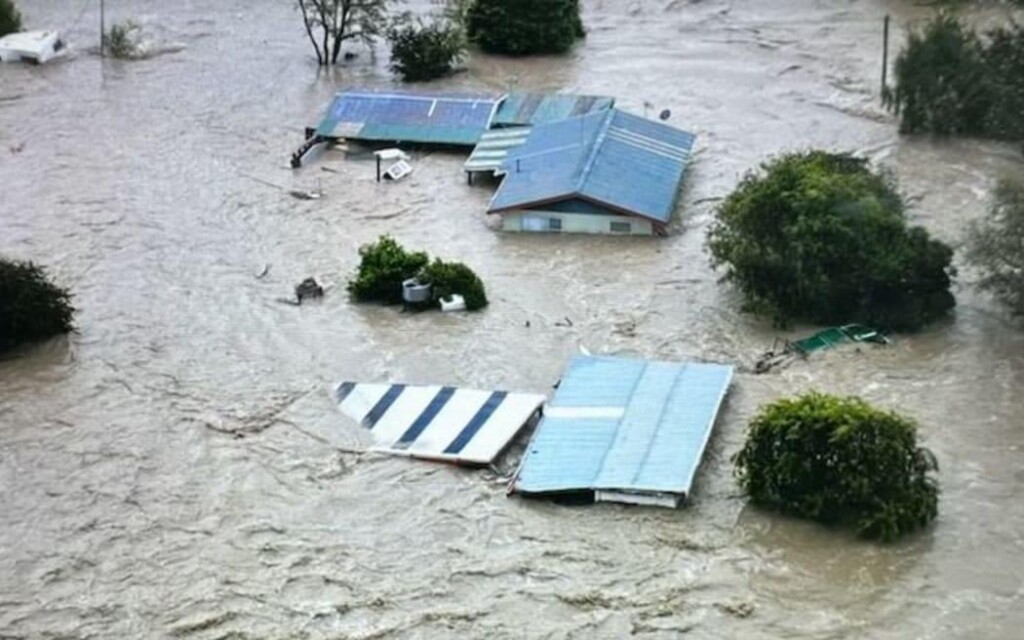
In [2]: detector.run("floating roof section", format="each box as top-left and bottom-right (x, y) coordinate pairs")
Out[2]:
(463, 126), (532, 175)
(315, 89), (503, 146)
(335, 382), (545, 466)
(511, 356), (733, 508)
(488, 109), (696, 223)
(492, 93), (615, 127)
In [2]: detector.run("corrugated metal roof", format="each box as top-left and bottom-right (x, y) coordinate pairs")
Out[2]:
(315, 89), (503, 146)
(488, 109), (696, 223)
(335, 382), (545, 466)
(492, 93), (615, 127)
(511, 356), (733, 507)
(463, 126), (532, 174)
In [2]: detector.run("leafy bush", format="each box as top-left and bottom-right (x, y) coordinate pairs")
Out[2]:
(466, 0), (584, 55)
(106, 20), (141, 60)
(886, 14), (1024, 140)
(0, 259), (74, 353)
(707, 151), (955, 330)
(419, 258), (488, 310)
(735, 392), (939, 542)
(347, 236), (429, 304)
(387, 19), (464, 82)
(0, 0), (20, 37)
(966, 178), (1024, 315)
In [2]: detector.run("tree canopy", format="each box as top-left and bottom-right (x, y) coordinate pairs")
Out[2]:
(966, 177), (1024, 316)
(296, 0), (391, 66)
(0, 259), (75, 353)
(387, 19), (464, 82)
(707, 151), (956, 330)
(466, 0), (584, 56)
(735, 392), (939, 542)
(0, 0), (22, 38)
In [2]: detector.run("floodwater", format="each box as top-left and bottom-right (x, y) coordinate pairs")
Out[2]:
(2, 0), (1023, 637)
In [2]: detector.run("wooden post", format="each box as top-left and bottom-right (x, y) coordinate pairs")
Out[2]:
(881, 14), (890, 96)
(100, 0), (105, 58)
(376, 156), (381, 182)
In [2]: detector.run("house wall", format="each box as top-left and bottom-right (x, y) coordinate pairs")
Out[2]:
(500, 209), (654, 236)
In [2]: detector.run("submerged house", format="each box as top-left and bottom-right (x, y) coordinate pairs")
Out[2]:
(511, 355), (733, 508)
(486, 109), (696, 236)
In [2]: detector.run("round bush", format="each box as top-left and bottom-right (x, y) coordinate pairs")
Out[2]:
(347, 236), (429, 305)
(0, 0), (21, 38)
(420, 258), (488, 311)
(735, 392), (939, 542)
(387, 20), (465, 82)
(466, 0), (584, 56)
(0, 259), (74, 352)
(707, 151), (955, 330)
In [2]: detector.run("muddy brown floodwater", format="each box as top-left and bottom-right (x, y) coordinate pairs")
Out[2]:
(2, 0), (1023, 637)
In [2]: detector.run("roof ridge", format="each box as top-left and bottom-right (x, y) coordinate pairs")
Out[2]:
(573, 109), (616, 197)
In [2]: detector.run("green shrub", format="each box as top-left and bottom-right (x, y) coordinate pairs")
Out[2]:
(966, 178), (1024, 315)
(347, 236), (429, 304)
(735, 392), (939, 542)
(106, 20), (141, 60)
(0, 0), (21, 37)
(466, 0), (584, 55)
(419, 258), (488, 311)
(887, 14), (1024, 140)
(707, 151), (955, 330)
(0, 259), (75, 353)
(387, 19), (465, 82)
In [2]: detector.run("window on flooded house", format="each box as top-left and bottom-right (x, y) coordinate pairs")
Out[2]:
(549, 218), (562, 231)
(610, 221), (632, 234)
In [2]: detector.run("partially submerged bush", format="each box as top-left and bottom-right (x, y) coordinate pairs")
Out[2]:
(106, 20), (141, 60)
(387, 19), (465, 82)
(466, 0), (584, 55)
(347, 235), (429, 304)
(966, 178), (1024, 315)
(0, 0), (21, 38)
(0, 259), (74, 352)
(735, 392), (939, 542)
(887, 14), (1024, 140)
(707, 151), (955, 330)
(420, 258), (488, 310)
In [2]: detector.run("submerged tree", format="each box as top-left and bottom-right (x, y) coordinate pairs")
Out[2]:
(387, 18), (465, 82)
(707, 151), (955, 331)
(296, 0), (391, 66)
(466, 0), (584, 55)
(735, 392), (939, 542)
(0, 259), (75, 353)
(0, 0), (22, 38)
(966, 178), (1024, 316)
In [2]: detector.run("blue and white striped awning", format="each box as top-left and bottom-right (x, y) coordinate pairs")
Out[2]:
(335, 382), (546, 465)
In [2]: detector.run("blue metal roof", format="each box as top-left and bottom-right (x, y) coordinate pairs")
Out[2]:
(488, 109), (696, 223)
(511, 356), (733, 507)
(315, 89), (503, 146)
(464, 126), (532, 174)
(492, 92), (614, 127)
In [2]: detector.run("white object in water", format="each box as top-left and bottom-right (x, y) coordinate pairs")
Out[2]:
(385, 160), (413, 182)
(0, 31), (67, 64)
(374, 148), (409, 162)
(440, 294), (466, 312)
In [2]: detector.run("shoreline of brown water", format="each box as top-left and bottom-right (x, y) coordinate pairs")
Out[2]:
(2, 1), (1023, 637)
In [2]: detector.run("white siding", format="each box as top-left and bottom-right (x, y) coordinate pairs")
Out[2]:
(501, 210), (654, 236)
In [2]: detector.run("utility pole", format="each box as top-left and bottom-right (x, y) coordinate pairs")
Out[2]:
(881, 14), (890, 96)
(100, 0), (106, 58)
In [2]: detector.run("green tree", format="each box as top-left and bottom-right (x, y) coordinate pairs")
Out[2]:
(347, 236), (429, 304)
(387, 19), (465, 82)
(0, 0), (21, 37)
(735, 392), (939, 542)
(106, 20), (141, 60)
(419, 258), (488, 310)
(296, 0), (392, 66)
(707, 151), (955, 330)
(966, 178), (1024, 316)
(466, 0), (584, 55)
(0, 259), (75, 353)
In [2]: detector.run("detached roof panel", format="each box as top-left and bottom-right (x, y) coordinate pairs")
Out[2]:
(493, 92), (615, 127)
(488, 109), (696, 223)
(315, 89), (502, 146)
(511, 356), (733, 507)
(335, 382), (545, 466)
